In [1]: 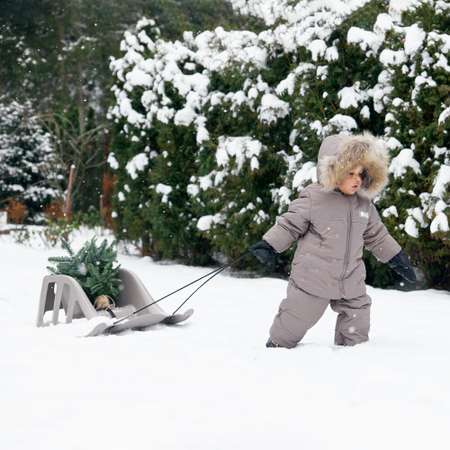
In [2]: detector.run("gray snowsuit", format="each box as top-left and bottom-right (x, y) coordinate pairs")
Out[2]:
(263, 133), (401, 347)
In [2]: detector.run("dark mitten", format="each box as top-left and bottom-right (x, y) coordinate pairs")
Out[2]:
(249, 240), (277, 269)
(387, 250), (417, 283)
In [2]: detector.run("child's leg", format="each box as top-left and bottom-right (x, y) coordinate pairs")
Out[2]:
(329, 294), (371, 346)
(269, 281), (329, 348)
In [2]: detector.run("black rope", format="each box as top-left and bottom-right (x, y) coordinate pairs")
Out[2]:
(170, 266), (226, 316)
(170, 251), (250, 317)
(112, 251), (249, 326)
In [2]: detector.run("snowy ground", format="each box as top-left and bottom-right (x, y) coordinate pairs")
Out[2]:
(1, 228), (449, 450)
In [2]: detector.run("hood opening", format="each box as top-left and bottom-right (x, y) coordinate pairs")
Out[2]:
(316, 132), (389, 199)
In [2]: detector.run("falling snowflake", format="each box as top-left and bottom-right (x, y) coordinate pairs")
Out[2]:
(78, 263), (87, 276)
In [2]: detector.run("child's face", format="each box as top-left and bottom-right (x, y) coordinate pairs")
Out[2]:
(337, 164), (364, 195)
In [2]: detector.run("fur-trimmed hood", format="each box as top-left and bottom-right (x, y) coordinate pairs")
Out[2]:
(316, 133), (390, 199)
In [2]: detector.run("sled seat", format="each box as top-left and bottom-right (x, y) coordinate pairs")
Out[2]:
(36, 267), (166, 327)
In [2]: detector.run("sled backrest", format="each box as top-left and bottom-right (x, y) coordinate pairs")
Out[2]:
(36, 274), (97, 326)
(117, 268), (165, 315)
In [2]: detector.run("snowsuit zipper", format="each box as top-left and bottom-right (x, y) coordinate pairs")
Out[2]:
(339, 198), (352, 297)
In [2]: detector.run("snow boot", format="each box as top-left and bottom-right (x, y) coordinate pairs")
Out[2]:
(266, 338), (281, 348)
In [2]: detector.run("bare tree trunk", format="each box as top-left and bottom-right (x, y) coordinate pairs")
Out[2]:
(101, 131), (114, 228)
(64, 165), (76, 222)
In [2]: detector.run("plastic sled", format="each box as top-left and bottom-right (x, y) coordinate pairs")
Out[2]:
(36, 268), (193, 335)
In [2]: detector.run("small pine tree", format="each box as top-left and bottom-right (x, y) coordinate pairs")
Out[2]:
(47, 238), (122, 304)
(0, 99), (62, 217)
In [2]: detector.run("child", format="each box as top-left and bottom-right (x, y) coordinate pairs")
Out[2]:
(250, 133), (416, 348)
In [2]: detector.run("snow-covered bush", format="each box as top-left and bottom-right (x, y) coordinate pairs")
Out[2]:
(0, 99), (62, 218)
(108, 19), (211, 262)
(108, 1), (449, 287)
(343, 0), (450, 286)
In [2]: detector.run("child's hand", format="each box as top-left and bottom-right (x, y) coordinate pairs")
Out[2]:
(387, 250), (417, 283)
(249, 240), (277, 270)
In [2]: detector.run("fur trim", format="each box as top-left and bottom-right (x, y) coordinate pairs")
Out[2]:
(317, 132), (390, 199)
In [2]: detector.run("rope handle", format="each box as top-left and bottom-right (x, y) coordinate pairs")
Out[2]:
(112, 251), (249, 326)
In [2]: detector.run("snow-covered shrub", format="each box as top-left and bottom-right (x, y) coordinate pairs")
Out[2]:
(187, 64), (294, 262)
(108, 1), (449, 287)
(108, 19), (211, 262)
(0, 99), (62, 218)
(341, 0), (449, 287)
(374, 1), (450, 287)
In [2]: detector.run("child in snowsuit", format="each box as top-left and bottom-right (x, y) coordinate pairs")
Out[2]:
(250, 133), (416, 348)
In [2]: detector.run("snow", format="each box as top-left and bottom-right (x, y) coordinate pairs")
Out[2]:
(197, 213), (224, 231)
(1, 229), (450, 450)
(292, 161), (317, 190)
(438, 106), (450, 125)
(388, 0), (421, 21)
(347, 27), (383, 53)
(389, 148), (421, 178)
(117, 94), (145, 125)
(431, 165), (450, 200)
(196, 125), (210, 145)
(404, 24), (426, 56)
(325, 45), (339, 62)
(126, 66), (153, 87)
(216, 136), (262, 173)
(374, 13), (394, 33)
(308, 39), (327, 61)
(107, 153), (119, 170)
(360, 105), (370, 119)
(187, 183), (200, 197)
(434, 53), (450, 72)
(271, 186), (292, 209)
(379, 49), (407, 66)
(405, 207), (427, 238)
(327, 114), (358, 132)
(382, 205), (398, 218)
(337, 83), (367, 109)
(405, 216), (419, 237)
(125, 153), (149, 179)
(174, 107), (196, 126)
(0, 211), (7, 227)
(155, 183), (172, 203)
(276, 73), (297, 96)
(258, 93), (290, 124)
(430, 212), (449, 233)
(413, 73), (437, 102)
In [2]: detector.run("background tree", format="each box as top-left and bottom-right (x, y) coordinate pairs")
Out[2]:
(0, 99), (63, 218)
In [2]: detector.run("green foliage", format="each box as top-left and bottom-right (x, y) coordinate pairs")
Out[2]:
(42, 220), (81, 247)
(47, 238), (121, 303)
(73, 208), (104, 229)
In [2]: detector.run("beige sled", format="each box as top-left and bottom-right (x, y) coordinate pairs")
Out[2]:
(36, 267), (193, 336)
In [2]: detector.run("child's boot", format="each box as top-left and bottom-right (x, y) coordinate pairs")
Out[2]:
(266, 338), (281, 348)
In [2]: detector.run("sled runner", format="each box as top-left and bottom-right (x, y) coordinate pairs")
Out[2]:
(84, 308), (194, 337)
(36, 267), (194, 336)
